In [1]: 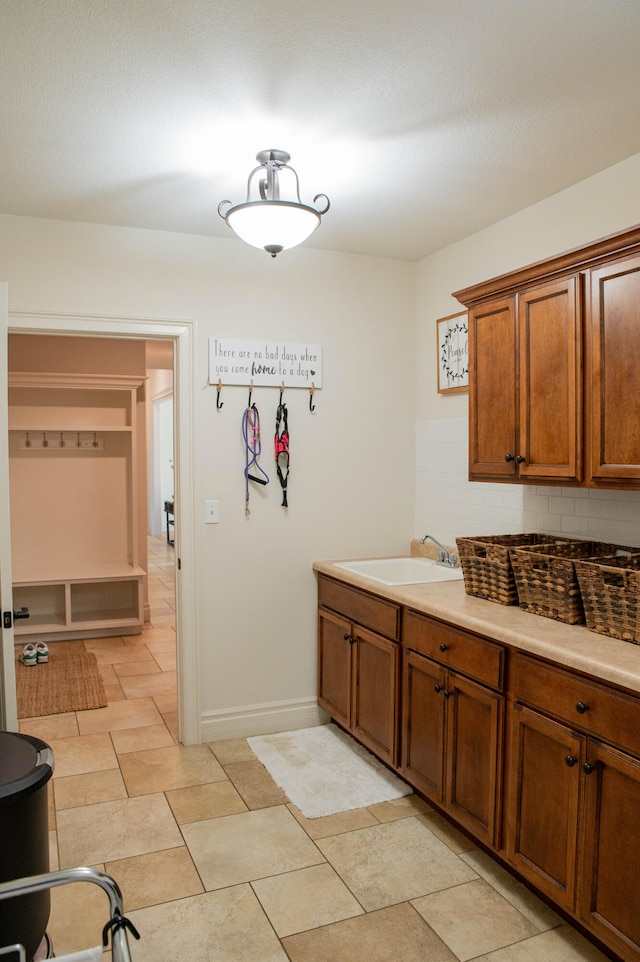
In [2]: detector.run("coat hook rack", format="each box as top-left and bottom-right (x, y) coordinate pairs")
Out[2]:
(216, 378), (224, 410)
(309, 382), (316, 412)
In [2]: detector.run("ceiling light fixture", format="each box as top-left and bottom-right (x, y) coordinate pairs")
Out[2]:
(218, 149), (330, 258)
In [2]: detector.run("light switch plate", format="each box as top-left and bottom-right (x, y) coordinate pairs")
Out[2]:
(205, 500), (219, 524)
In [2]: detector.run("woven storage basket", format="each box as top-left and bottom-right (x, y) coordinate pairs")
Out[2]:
(574, 554), (640, 644)
(455, 534), (572, 606)
(510, 541), (636, 625)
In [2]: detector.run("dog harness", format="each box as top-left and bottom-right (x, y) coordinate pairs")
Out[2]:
(274, 401), (290, 507)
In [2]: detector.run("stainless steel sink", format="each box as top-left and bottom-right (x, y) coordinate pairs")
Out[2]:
(333, 557), (463, 586)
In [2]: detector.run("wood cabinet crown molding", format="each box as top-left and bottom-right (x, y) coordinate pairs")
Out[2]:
(453, 223), (640, 307)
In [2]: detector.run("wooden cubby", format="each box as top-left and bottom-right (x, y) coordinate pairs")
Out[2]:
(9, 372), (146, 640)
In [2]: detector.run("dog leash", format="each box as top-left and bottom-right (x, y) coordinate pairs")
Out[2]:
(242, 402), (269, 515)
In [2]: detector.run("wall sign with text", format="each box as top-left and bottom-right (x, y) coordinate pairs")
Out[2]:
(209, 338), (323, 388)
(436, 312), (468, 394)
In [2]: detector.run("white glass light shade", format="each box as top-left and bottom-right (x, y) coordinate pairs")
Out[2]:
(226, 201), (320, 252)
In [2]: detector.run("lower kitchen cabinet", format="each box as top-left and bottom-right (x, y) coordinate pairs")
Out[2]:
(401, 611), (504, 846)
(315, 569), (640, 962)
(317, 576), (401, 766)
(507, 652), (640, 962)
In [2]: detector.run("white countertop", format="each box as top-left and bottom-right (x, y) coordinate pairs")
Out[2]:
(313, 557), (640, 696)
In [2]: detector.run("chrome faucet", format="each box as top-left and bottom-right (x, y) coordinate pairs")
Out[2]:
(420, 533), (459, 568)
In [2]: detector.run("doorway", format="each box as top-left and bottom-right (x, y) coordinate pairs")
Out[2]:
(5, 311), (198, 743)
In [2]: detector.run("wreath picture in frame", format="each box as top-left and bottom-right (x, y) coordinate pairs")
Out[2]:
(437, 311), (469, 394)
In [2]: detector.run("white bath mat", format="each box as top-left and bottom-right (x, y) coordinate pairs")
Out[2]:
(247, 723), (412, 818)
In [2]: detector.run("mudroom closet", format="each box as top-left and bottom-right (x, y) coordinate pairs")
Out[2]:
(8, 334), (149, 643)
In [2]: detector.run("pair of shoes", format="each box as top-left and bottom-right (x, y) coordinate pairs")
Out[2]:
(19, 643), (37, 666)
(18, 642), (49, 666)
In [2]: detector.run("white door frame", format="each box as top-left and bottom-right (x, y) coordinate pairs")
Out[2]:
(0, 284), (17, 729)
(7, 310), (200, 744)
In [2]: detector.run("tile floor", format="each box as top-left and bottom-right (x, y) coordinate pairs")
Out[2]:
(16, 537), (611, 961)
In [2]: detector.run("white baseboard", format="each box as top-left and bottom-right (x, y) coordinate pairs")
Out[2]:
(201, 697), (329, 742)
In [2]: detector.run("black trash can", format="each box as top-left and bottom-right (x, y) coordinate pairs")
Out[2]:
(0, 731), (54, 961)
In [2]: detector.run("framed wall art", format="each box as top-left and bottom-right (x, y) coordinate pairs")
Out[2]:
(436, 311), (469, 394)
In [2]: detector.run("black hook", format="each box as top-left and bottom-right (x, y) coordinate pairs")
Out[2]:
(216, 379), (223, 410)
(279, 381), (285, 406)
(102, 911), (141, 948)
(309, 382), (316, 412)
(248, 380), (253, 408)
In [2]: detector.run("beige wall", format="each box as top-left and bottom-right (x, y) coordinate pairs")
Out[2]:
(0, 217), (416, 736)
(414, 151), (640, 548)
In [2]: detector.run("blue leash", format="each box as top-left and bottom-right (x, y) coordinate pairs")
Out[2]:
(242, 403), (269, 514)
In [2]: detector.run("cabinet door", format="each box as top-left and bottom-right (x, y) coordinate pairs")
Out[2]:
(468, 297), (517, 480)
(446, 672), (503, 846)
(400, 649), (446, 802)
(317, 607), (352, 729)
(579, 740), (640, 959)
(588, 253), (640, 484)
(505, 704), (583, 910)
(352, 625), (399, 766)
(518, 277), (582, 482)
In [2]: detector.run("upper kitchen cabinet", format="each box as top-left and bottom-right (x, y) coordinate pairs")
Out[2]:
(455, 225), (640, 489)
(467, 278), (582, 483)
(588, 253), (640, 486)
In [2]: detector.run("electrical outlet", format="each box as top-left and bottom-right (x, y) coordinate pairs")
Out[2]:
(205, 500), (219, 524)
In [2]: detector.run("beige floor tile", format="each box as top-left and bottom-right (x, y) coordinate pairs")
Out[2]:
(83, 636), (127, 651)
(113, 659), (161, 677)
(48, 732), (117, 778)
(162, 710), (179, 739)
(105, 846), (204, 910)
(118, 744), (227, 795)
(367, 793), (427, 822)
(54, 768), (127, 809)
(48, 781), (56, 830)
(19, 712), (79, 740)
(166, 780), (248, 824)
(57, 792), (183, 866)
(152, 690), (177, 713)
(118, 669), (177, 699)
(287, 802), (379, 839)
(48, 875), (110, 956)
(144, 639), (177, 654)
(98, 663), (119, 685)
(224, 759), (288, 809)
(461, 849), (562, 932)
(316, 817), (477, 911)
(49, 829), (59, 870)
(412, 879), (539, 960)
(127, 885), (289, 962)
(110, 723), (175, 754)
(282, 901), (458, 962)
(132, 626), (176, 643)
(182, 805), (324, 890)
(416, 809), (478, 854)
(103, 682), (127, 701)
(151, 650), (176, 671)
(76, 696), (163, 734)
(91, 645), (156, 666)
(253, 862), (365, 937)
(209, 736), (257, 765)
(472, 924), (610, 961)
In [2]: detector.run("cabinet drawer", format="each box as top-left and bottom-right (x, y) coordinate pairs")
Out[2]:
(512, 653), (640, 757)
(403, 610), (505, 691)
(317, 576), (400, 641)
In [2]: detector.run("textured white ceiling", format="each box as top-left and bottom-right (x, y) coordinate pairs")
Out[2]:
(1, 0), (640, 261)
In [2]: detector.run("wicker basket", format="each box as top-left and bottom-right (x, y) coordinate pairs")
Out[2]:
(574, 555), (640, 644)
(455, 534), (573, 606)
(510, 541), (636, 625)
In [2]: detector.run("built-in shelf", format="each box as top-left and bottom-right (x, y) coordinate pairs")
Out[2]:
(9, 372), (146, 641)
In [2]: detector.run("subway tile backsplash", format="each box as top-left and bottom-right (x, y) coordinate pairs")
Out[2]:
(415, 418), (640, 549)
